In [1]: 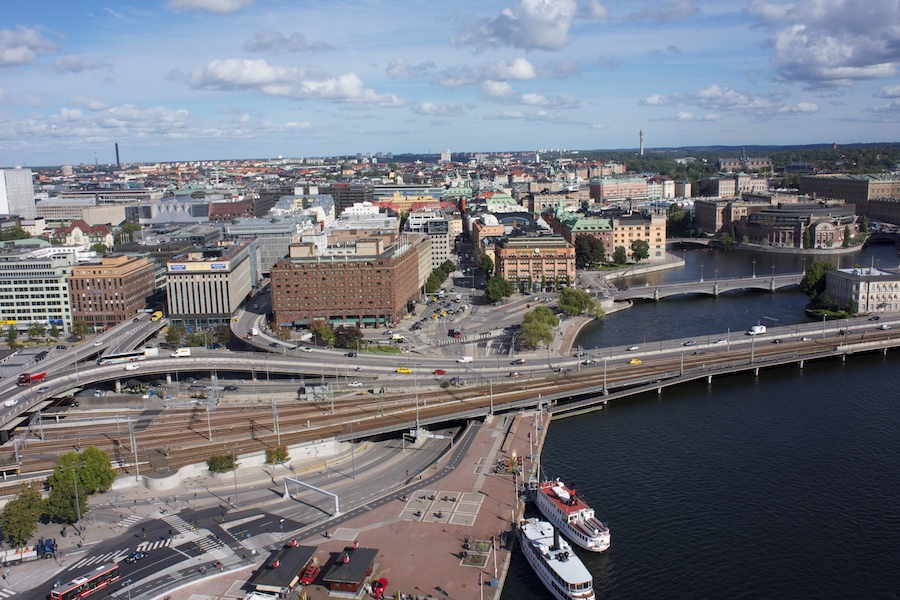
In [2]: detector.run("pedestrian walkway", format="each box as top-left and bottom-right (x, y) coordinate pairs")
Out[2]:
(0, 588), (17, 599)
(136, 539), (172, 551)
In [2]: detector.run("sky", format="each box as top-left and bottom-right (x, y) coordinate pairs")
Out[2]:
(2, 0), (899, 167)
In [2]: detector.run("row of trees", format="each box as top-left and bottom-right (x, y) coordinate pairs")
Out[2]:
(0, 447), (116, 547)
(425, 260), (459, 294)
(166, 324), (233, 348)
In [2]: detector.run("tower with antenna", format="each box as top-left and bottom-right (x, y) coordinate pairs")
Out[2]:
(640, 128), (644, 156)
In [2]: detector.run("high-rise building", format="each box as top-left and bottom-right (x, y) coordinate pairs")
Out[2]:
(0, 168), (35, 218)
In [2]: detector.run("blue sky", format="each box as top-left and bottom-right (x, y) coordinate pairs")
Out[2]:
(2, 0), (899, 166)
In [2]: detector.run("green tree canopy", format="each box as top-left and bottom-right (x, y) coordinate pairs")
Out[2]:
(519, 306), (559, 348)
(333, 325), (363, 349)
(718, 232), (735, 247)
(27, 322), (47, 339)
(71, 320), (89, 339)
(213, 324), (232, 345)
(207, 454), (236, 473)
(630, 239), (650, 261)
(0, 488), (46, 547)
(439, 259), (457, 274)
(800, 261), (835, 298)
(5, 325), (18, 349)
(47, 448), (115, 524)
(479, 254), (494, 275)
(0, 227), (31, 242)
(612, 246), (628, 265)
(558, 287), (603, 317)
(574, 235), (605, 268)
(484, 277), (514, 302)
(166, 324), (187, 345)
(425, 272), (442, 293)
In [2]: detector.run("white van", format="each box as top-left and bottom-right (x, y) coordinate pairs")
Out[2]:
(457, 356), (474, 363)
(746, 325), (766, 336)
(171, 348), (191, 357)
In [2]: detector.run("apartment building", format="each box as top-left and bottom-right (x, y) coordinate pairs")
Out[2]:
(495, 235), (576, 291)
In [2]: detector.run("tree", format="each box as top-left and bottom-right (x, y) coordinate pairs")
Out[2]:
(519, 306), (559, 348)
(166, 324), (186, 346)
(558, 287), (603, 317)
(47, 448), (115, 524)
(71, 320), (89, 340)
(90, 243), (107, 254)
(484, 277), (514, 302)
(27, 322), (46, 339)
(842, 226), (852, 248)
(440, 259), (456, 274)
(207, 454), (236, 473)
(718, 232), (735, 247)
(803, 227), (812, 249)
(800, 261), (835, 298)
(846, 297), (858, 314)
(425, 272), (442, 293)
(48, 324), (60, 341)
(861, 216), (869, 232)
(612, 246), (628, 265)
(479, 254), (494, 276)
(5, 325), (18, 349)
(630, 239), (650, 261)
(333, 325), (363, 349)
(115, 223), (143, 245)
(265, 445), (291, 465)
(0, 227), (31, 242)
(574, 235), (605, 268)
(0, 489), (45, 547)
(213, 325), (232, 345)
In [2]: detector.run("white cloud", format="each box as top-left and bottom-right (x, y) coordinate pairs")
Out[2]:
(165, 0), (254, 13)
(481, 80), (516, 99)
(453, 0), (578, 51)
(0, 26), (58, 68)
(747, 0), (900, 84)
(644, 83), (819, 117)
(487, 110), (526, 119)
(178, 58), (403, 106)
(868, 100), (900, 113)
(639, 94), (670, 106)
(490, 57), (538, 80)
(674, 111), (720, 121)
(874, 85), (900, 98)
(386, 59), (437, 80)
(582, 0), (610, 20)
(521, 93), (579, 108)
(434, 57), (538, 88)
(414, 102), (464, 117)
(244, 30), (332, 53)
(52, 56), (109, 74)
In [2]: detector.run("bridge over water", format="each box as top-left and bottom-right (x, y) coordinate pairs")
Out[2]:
(616, 272), (804, 300)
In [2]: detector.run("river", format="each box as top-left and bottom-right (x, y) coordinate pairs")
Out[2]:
(501, 245), (900, 599)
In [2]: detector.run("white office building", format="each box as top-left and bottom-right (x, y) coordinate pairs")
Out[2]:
(0, 169), (36, 219)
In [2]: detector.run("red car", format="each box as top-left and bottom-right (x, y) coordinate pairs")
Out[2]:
(433, 369), (447, 375)
(300, 564), (320, 585)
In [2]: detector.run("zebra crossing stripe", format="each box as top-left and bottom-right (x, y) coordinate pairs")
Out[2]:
(0, 589), (16, 598)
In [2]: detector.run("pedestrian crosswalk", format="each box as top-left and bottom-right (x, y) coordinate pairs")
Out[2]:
(117, 514), (143, 529)
(0, 588), (16, 599)
(194, 535), (223, 554)
(161, 514), (193, 536)
(136, 539), (171, 551)
(67, 550), (125, 571)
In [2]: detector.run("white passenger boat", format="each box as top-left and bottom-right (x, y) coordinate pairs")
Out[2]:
(518, 517), (595, 600)
(535, 479), (610, 552)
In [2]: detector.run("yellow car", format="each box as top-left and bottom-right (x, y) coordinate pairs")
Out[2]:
(629, 358), (643, 365)
(396, 367), (413, 374)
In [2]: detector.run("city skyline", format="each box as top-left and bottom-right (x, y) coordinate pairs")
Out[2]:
(2, 0), (899, 167)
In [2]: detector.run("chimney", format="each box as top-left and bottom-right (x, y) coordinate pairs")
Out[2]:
(115, 143), (120, 169)
(553, 526), (560, 551)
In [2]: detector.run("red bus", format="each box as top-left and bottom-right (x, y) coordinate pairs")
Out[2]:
(51, 563), (120, 600)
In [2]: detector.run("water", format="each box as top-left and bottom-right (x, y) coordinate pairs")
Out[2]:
(502, 246), (900, 599)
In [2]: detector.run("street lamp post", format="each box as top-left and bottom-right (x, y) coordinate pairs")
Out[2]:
(230, 447), (240, 510)
(752, 259), (756, 278)
(700, 263), (704, 282)
(122, 579), (133, 600)
(771, 265), (775, 279)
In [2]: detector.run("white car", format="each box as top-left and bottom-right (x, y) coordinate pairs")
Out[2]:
(301, 347), (313, 353)
(348, 381), (363, 387)
(627, 345), (639, 351)
(93, 341), (103, 347)
(124, 364), (140, 371)
(36, 386), (51, 393)
(714, 339), (727, 345)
